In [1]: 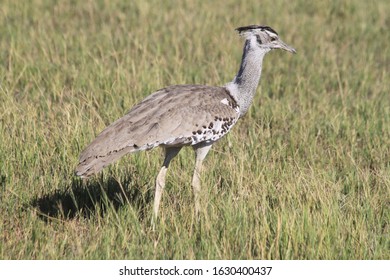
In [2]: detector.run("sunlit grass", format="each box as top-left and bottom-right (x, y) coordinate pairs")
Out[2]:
(0, 0), (389, 259)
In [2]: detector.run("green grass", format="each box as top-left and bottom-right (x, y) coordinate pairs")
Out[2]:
(1, 0), (389, 259)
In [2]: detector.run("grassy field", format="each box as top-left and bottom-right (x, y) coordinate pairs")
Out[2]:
(0, 0), (389, 259)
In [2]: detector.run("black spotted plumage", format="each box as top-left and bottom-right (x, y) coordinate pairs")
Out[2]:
(76, 85), (239, 177)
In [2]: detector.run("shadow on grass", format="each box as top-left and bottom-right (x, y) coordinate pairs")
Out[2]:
(30, 175), (153, 222)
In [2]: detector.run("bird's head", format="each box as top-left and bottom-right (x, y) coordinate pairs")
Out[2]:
(236, 25), (296, 54)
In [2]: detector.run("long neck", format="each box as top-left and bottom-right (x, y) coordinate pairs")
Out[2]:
(225, 38), (267, 117)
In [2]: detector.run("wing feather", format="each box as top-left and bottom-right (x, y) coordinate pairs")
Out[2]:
(75, 85), (239, 177)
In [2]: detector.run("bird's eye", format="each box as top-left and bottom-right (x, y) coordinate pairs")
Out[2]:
(256, 35), (262, 44)
(271, 37), (277, 42)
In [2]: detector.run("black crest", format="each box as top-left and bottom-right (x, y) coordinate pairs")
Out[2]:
(235, 25), (278, 36)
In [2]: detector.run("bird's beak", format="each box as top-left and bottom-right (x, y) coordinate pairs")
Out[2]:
(276, 39), (296, 54)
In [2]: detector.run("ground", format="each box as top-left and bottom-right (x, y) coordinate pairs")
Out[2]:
(0, 0), (389, 259)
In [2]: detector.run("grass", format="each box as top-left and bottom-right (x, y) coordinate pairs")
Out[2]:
(0, 0), (389, 259)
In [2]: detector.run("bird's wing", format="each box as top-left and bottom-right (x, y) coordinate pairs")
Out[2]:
(76, 85), (239, 177)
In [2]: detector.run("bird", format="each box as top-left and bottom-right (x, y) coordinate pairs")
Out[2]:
(75, 25), (296, 220)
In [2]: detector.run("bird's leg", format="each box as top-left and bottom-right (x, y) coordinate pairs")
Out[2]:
(192, 143), (213, 216)
(153, 147), (182, 221)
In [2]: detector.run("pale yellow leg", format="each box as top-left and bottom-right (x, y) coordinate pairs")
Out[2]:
(153, 147), (181, 221)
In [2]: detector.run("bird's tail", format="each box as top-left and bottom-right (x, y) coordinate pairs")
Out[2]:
(75, 146), (134, 178)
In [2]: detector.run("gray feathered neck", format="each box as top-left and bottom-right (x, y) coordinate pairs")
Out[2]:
(225, 36), (269, 117)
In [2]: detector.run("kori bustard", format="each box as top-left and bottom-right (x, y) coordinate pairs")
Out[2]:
(76, 25), (295, 219)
